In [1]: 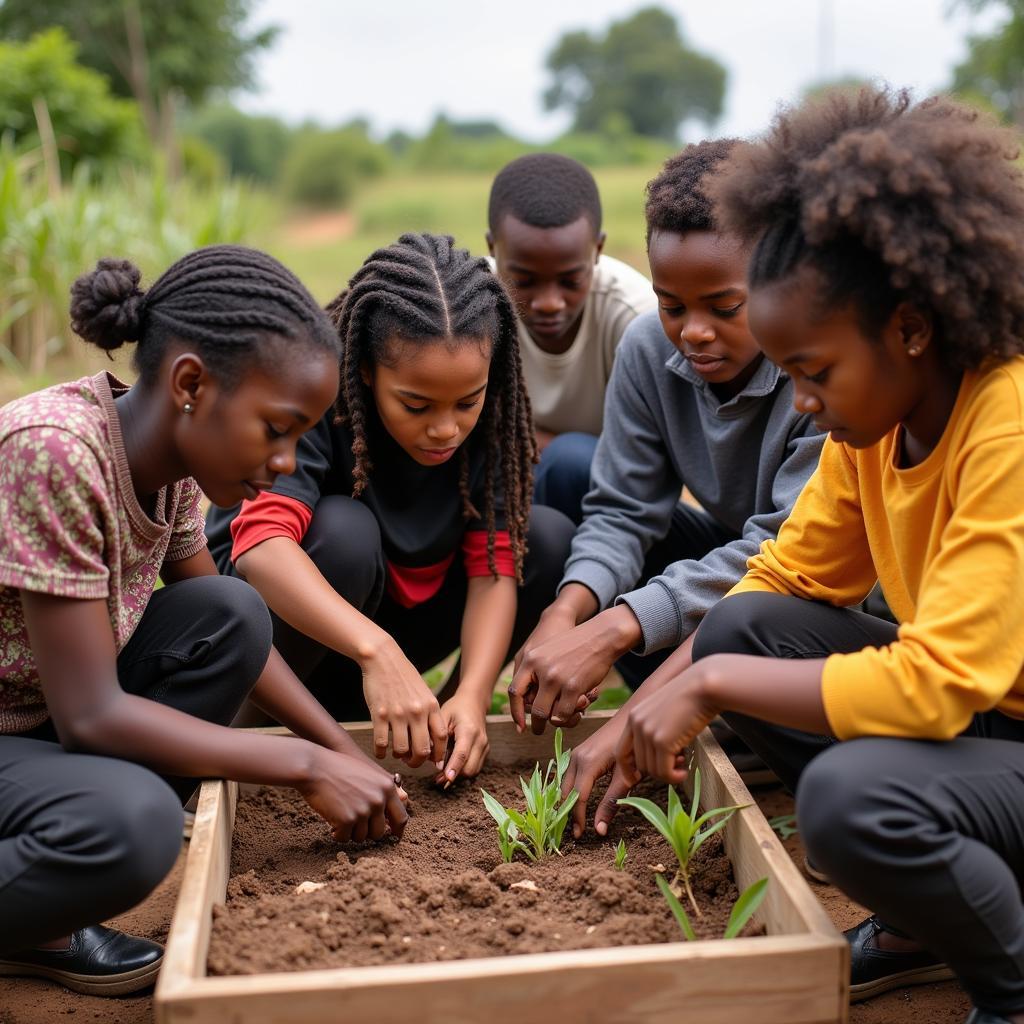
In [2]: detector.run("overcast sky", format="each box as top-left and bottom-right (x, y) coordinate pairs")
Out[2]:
(237, 0), (994, 142)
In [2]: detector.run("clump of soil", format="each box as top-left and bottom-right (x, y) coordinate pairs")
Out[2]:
(207, 762), (753, 975)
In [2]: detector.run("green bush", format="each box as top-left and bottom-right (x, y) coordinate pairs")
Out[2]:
(281, 126), (390, 208)
(0, 140), (255, 374)
(185, 103), (291, 183)
(180, 135), (227, 188)
(0, 28), (146, 172)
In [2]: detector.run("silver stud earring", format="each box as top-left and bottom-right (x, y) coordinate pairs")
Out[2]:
(908, 347), (921, 357)
(183, 402), (194, 414)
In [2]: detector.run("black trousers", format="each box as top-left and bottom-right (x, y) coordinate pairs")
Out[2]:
(0, 575), (272, 952)
(615, 502), (737, 689)
(240, 496), (576, 721)
(694, 591), (1024, 1015)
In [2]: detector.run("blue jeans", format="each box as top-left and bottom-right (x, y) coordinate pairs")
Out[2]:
(533, 432), (598, 526)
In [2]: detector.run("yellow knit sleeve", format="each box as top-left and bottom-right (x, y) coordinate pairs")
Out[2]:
(822, 430), (1024, 739)
(727, 436), (877, 603)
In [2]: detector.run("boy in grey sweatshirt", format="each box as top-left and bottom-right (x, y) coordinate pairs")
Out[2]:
(509, 140), (824, 834)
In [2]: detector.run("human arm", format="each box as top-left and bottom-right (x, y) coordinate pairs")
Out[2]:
(236, 535), (447, 767)
(21, 590), (407, 841)
(162, 548), (379, 763)
(617, 411), (830, 655)
(436, 573), (517, 783)
(509, 330), (679, 730)
(562, 633), (696, 837)
(615, 650), (829, 785)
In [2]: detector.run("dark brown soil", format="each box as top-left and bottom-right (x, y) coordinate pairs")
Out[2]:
(207, 764), (752, 975)
(0, 784), (971, 1024)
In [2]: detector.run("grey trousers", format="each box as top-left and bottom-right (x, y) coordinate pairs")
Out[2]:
(0, 575), (272, 952)
(694, 592), (1024, 1016)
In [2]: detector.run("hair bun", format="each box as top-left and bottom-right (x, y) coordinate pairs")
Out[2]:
(70, 258), (146, 351)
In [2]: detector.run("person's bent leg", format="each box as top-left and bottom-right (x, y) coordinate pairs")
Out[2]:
(115, 574), (274, 800)
(798, 736), (1024, 1015)
(533, 433), (598, 526)
(691, 591), (898, 791)
(0, 737), (181, 954)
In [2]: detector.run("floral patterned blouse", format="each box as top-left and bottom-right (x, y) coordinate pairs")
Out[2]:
(0, 372), (206, 734)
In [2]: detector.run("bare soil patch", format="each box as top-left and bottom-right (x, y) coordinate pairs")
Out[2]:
(207, 764), (750, 975)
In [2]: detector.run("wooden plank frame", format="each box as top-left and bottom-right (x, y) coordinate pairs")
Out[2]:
(156, 713), (849, 1024)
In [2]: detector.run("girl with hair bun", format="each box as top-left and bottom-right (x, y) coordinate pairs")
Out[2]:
(0, 246), (408, 996)
(614, 87), (1024, 1024)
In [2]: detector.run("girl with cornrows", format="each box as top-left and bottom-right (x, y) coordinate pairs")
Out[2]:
(615, 88), (1024, 1024)
(206, 232), (575, 784)
(0, 246), (408, 996)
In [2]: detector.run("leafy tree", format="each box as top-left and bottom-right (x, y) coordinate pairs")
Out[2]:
(950, 1), (1024, 126)
(0, 29), (144, 172)
(543, 6), (726, 140)
(184, 103), (291, 183)
(0, 0), (277, 148)
(281, 124), (390, 208)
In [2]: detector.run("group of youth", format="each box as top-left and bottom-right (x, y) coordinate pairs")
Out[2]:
(1, 86), (1023, 1024)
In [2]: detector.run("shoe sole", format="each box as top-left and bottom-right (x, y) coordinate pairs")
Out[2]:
(0, 956), (162, 996)
(850, 962), (956, 1002)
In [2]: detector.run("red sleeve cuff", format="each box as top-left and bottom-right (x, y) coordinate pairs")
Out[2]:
(462, 529), (515, 578)
(230, 492), (313, 563)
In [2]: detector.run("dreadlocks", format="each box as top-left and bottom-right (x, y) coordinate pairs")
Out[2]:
(327, 232), (536, 582)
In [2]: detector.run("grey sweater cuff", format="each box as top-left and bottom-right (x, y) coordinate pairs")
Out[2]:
(558, 559), (621, 611)
(617, 582), (683, 655)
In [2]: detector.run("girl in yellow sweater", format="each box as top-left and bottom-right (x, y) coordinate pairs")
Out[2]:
(614, 87), (1024, 1024)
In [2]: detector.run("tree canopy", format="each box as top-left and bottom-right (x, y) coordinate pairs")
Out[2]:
(543, 6), (726, 141)
(951, 0), (1024, 126)
(0, 0), (276, 144)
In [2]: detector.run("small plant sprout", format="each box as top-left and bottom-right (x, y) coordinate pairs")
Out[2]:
(618, 767), (746, 917)
(480, 728), (579, 863)
(657, 873), (769, 941)
(613, 838), (628, 870)
(768, 813), (799, 840)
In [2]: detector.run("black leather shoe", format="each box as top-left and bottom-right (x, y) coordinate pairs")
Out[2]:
(964, 1010), (1015, 1024)
(846, 915), (954, 1002)
(0, 925), (163, 995)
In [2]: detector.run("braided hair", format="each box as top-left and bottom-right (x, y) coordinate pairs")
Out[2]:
(70, 244), (338, 386)
(708, 87), (1024, 369)
(327, 232), (536, 582)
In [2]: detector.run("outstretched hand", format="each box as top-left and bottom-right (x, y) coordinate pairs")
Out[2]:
(434, 694), (491, 785)
(615, 663), (720, 787)
(297, 746), (409, 843)
(360, 641), (448, 768)
(560, 716), (635, 838)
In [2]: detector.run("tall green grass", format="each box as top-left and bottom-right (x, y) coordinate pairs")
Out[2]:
(0, 142), (263, 385)
(1, 160), (656, 402)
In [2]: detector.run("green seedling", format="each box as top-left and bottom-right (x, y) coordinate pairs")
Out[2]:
(613, 838), (628, 870)
(768, 813), (799, 840)
(657, 873), (769, 941)
(480, 728), (579, 862)
(618, 767), (746, 916)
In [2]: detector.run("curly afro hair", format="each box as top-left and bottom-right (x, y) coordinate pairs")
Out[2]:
(708, 86), (1024, 369)
(644, 138), (740, 244)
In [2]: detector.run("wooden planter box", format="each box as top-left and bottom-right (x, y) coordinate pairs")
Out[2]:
(155, 712), (848, 1024)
